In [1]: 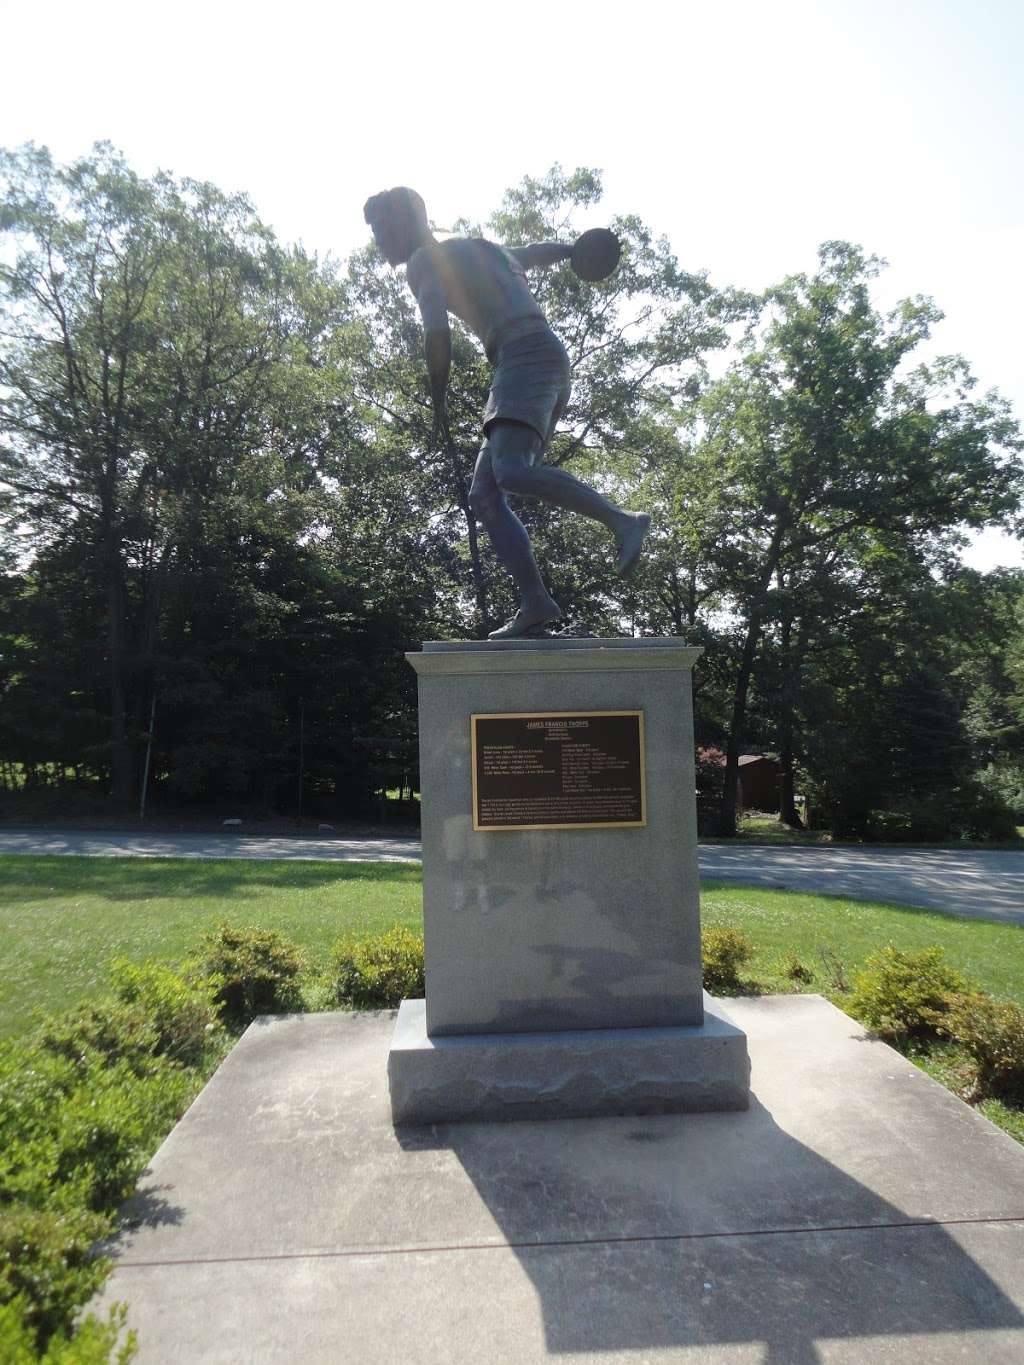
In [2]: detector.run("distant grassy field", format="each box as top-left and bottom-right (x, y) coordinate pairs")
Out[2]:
(2, 853), (1022, 1040)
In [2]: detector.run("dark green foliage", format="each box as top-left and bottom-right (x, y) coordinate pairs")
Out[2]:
(195, 923), (305, 1027)
(0, 1043), (192, 1213)
(0, 1298), (134, 1363)
(330, 925), (425, 1008)
(701, 926), (755, 992)
(0, 980), (206, 1357)
(943, 993), (1024, 1102)
(975, 761), (1024, 821)
(0, 141), (432, 816)
(848, 946), (973, 1043)
(0, 1209), (109, 1347)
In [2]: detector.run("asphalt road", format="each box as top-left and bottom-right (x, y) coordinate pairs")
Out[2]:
(698, 843), (1024, 926)
(1, 829), (1022, 925)
(0, 829), (423, 864)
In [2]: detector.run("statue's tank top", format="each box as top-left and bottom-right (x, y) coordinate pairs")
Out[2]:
(408, 238), (547, 351)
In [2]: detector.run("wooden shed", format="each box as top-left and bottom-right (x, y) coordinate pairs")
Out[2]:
(737, 754), (781, 813)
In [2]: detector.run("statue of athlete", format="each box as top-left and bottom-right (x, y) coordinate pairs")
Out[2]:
(363, 186), (650, 640)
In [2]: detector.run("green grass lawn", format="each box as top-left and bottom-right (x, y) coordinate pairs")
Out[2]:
(2, 853), (1022, 1040)
(0, 854), (422, 1037)
(701, 881), (1024, 1006)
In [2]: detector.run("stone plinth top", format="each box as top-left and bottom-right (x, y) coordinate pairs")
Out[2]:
(409, 637), (703, 676)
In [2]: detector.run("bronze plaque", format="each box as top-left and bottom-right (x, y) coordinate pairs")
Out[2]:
(471, 711), (646, 831)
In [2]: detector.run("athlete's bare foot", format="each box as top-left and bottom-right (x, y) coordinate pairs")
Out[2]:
(615, 512), (650, 577)
(488, 594), (563, 640)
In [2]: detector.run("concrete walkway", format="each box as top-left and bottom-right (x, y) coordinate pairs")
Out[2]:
(3, 829), (1023, 923)
(95, 996), (1024, 1363)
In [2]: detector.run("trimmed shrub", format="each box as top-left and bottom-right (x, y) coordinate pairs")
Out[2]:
(0, 1297), (135, 1362)
(943, 993), (1024, 1102)
(330, 926), (425, 1008)
(36, 1002), (162, 1078)
(107, 959), (221, 1067)
(38, 962), (221, 1075)
(848, 945), (972, 1043)
(0, 1208), (108, 1346)
(0, 1030), (196, 1359)
(0, 1043), (193, 1213)
(193, 923), (306, 1027)
(701, 926), (754, 993)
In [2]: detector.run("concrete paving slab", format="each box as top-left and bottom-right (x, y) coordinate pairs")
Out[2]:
(96, 996), (1024, 1362)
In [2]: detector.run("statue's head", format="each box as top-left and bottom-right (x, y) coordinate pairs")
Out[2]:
(363, 186), (430, 266)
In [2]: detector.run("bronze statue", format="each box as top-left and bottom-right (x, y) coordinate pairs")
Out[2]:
(363, 187), (649, 640)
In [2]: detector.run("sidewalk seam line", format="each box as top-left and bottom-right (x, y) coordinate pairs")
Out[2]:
(111, 1212), (1024, 1270)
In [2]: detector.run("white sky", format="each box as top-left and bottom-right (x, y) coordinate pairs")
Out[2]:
(1, 0), (1021, 569)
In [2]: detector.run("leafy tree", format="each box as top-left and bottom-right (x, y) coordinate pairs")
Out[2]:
(683, 243), (1022, 833)
(3, 149), (1022, 839)
(0, 143), (351, 802)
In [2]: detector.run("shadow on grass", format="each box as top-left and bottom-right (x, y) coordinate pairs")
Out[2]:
(0, 855), (422, 904)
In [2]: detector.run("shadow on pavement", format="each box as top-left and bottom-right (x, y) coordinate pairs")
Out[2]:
(397, 1095), (1024, 1361)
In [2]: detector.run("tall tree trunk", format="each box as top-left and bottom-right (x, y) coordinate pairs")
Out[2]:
(717, 521), (787, 836)
(106, 534), (134, 803)
(718, 612), (762, 836)
(778, 728), (802, 827)
(777, 573), (803, 828)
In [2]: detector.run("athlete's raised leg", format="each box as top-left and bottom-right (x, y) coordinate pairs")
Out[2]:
(489, 421), (650, 575)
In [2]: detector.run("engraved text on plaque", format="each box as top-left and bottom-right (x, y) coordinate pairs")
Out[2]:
(471, 711), (646, 831)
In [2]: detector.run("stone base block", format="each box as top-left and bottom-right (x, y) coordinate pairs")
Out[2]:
(387, 995), (750, 1125)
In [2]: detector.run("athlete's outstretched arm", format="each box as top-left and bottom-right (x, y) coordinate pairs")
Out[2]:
(509, 242), (573, 271)
(410, 256), (451, 434)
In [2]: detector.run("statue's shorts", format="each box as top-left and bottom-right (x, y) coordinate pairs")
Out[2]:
(483, 318), (571, 455)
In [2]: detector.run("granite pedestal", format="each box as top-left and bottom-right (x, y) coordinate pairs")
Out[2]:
(390, 637), (749, 1122)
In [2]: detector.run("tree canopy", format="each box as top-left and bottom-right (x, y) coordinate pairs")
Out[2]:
(2, 146), (1022, 836)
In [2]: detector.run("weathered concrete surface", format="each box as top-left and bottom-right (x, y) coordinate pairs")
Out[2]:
(387, 994), (749, 1123)
(410, 639), (705, 1033)
(96, 996), (1024, 1362)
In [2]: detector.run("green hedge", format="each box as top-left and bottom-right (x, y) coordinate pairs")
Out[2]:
(0, 961), (224, 1359)
(330, 925), (425, 1008)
